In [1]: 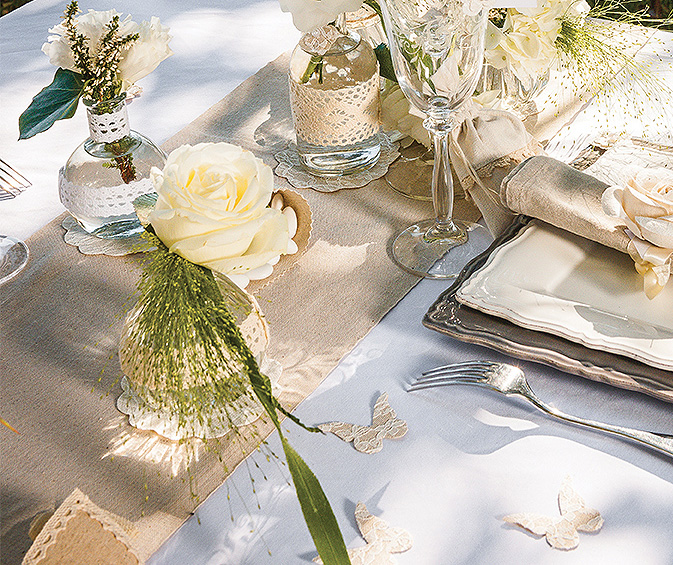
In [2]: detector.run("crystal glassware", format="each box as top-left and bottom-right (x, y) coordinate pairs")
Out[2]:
(380, 0), (490, 278)
(289, 14), (381, 176)
(0, 235), (29, 284)
(479, 64), (550, 120)
(59, 93), (166, 239)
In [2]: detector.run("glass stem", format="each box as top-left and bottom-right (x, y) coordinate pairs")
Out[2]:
(423, 97), (464, 243)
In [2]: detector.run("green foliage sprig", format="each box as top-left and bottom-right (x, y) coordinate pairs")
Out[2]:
(125, 232), (351, 564)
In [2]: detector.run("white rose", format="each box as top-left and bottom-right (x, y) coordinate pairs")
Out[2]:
(149, 143), (292, 281)
(279, 0), (363, 33)
(119, 16), (173, 89)
(380, 82), (430, 147)
(602, 168), (673, 298)
(602, 168), (673, 249)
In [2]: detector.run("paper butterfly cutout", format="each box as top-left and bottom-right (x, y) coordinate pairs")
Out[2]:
(318, 393), (408, 454)
(314, 502), (413, 565)
(503, 476), (604, 550)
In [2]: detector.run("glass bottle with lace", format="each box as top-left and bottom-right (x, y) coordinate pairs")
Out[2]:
(59, 93), (166, 239)
(289, 14), (381, 177)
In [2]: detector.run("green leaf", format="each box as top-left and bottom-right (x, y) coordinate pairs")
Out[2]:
(244, 349), (349, 564)
(281, 438), (351, 565)
(374, 44), (397, 82)
(18, 68), (85, 139)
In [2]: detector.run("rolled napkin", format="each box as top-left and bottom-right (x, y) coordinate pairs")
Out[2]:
(501, 154), (673, 298)
(500, 155), (631, 252)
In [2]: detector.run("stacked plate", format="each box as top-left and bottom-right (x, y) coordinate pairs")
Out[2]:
(424, 216), (673, 403)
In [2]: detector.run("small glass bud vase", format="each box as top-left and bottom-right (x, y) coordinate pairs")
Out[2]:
(59, 93), (166, 239)
(289, 14), (381, 177)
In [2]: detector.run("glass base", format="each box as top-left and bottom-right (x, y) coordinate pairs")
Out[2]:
(385, 142), (433, 201)
(392, 218), (492, 279)
(0, 235), (29, 284)
(74, 214), (145, 239)
(297, 139), (381, 177)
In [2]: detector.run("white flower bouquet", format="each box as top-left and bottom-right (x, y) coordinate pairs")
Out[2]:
(19, 1), (172, 139)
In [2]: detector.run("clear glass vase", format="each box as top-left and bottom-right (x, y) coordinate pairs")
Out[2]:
(59, 93), (166, 239)
(479, 64), (549, 120)
(117, 273), (279, 440)
(289, 15), (381, 176)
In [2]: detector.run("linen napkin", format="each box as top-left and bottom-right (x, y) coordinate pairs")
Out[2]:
(499, 155), (631, 252)
(449, 108), (543, 236)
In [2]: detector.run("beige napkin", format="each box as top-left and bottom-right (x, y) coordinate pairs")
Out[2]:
(449, 109), (543, 236)
(500, 155), (631, 252)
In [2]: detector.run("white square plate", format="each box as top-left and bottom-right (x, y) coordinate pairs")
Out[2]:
(456, 220), (673, 371)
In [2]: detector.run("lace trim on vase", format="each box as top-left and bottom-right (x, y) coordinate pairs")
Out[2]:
(59, 168), (153, 219)
(87, 104), (131, 143)
(289, 73), (380, 147)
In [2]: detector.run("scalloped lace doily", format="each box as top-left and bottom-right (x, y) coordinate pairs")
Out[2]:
(274, 134), (400, 192)
(62, 215), (146, 256)
(116, 356), (283, 441)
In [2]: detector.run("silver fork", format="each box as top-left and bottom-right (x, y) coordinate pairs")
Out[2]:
(0, 159), (31, 200)
(409, 361), (673, 458)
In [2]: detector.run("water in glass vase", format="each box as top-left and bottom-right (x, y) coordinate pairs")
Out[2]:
(289, 16), (381, 177)
(59, 94), (166, 239)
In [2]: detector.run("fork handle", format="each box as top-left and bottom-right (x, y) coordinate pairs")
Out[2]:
(526, 394), (673, 458)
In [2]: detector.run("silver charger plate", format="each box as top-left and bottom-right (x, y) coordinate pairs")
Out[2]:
(423, 216), (673, 404)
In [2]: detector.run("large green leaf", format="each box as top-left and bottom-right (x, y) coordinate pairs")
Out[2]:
(281, 438), (351, 565)
(19, 68), (85, 139)
(243, 351), (350, 564)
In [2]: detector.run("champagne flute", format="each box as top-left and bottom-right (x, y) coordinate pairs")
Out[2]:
(380, 0), (491, 278)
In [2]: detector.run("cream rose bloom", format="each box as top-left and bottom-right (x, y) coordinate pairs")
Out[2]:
(279, 0), (363, 32)
(485, 0), (590, 81)
(602, 168), (673, 298)
(149, 143), (292, 284)
(602, 169), (673, 249)
(41, 10), (172, 89)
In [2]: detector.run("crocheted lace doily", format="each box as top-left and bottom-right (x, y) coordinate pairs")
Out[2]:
(116, 356), (283, 441)
(274, 134), (400, 192)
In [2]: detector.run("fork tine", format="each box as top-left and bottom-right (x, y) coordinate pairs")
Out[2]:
(408, 374), (485, 392)
(422, 360), (498, 377)
(0, 172), (21, 195)
(0, 159), (31, 187)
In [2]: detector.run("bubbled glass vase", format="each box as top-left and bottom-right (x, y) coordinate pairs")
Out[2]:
(59, 93), (166, 239)
(289, 14), (381, 177)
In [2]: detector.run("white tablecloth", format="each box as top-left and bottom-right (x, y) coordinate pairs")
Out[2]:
(3, 2), (673, 564)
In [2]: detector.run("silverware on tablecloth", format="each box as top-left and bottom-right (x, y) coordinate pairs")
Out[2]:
(0, 159), (31, 200)
(409, 360), (673, 458)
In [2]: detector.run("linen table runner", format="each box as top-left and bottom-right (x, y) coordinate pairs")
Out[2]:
(1, 54), (481, 563)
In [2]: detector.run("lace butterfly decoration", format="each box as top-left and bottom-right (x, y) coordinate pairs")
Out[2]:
(314, 502), (413, 565)
(504, 476), (604, 550)
(318, 393), (408, 454)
